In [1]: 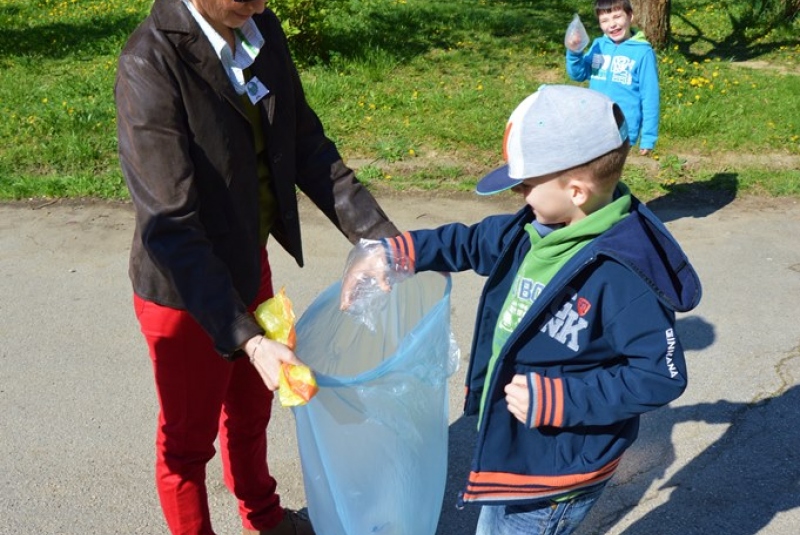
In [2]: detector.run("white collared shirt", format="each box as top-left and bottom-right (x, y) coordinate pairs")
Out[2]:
(182, 0), (265, 95)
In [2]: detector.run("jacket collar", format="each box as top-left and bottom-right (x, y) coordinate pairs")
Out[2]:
(150, 0), (244, 115)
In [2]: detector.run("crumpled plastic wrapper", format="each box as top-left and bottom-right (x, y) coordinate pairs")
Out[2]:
(340, 238), (413, 332)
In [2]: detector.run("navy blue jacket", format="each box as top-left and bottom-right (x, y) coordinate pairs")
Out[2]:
(385, 195), (701, 505)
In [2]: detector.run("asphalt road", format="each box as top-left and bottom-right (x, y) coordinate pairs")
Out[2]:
(2, 190), (799, 535)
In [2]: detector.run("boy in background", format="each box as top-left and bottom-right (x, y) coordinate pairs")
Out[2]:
(566, 0), (660, 155)
(341, 84), (701, 535)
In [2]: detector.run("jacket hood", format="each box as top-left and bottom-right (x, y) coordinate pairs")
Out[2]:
(630, 29), (650, 44)
(600, 30), (651, 46)
(590, 196), (702, 312)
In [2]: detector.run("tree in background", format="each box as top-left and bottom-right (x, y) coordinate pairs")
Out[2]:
(634, 0), (671, 50)
(633, 0), (797, 52)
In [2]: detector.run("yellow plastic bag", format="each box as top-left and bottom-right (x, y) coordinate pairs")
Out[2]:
(255, 287), (297, 349)
(254, 288), (319, 406)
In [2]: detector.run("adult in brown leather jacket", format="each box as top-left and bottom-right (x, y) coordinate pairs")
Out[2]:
(115, 0), (399, 533)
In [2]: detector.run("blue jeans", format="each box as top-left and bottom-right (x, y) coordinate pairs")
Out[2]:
(475, 483), (607, 535)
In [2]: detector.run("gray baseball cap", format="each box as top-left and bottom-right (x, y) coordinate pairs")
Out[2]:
(476, 85), (629, 195)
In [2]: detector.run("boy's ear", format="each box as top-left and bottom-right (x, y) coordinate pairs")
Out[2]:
(568, 177), (591, 208)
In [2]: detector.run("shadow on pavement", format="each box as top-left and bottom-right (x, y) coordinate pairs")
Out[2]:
(586, 318), (800, 535)
(619, 382), (800, 535)
(646, 173), (738, 223)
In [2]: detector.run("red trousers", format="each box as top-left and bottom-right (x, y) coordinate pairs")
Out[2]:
(134, 251), (281, 534)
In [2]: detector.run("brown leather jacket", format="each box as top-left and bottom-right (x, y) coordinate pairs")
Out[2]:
(115, 0), (398, 358)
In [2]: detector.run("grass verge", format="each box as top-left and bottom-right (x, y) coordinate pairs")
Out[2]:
(0, 0), (797, 203)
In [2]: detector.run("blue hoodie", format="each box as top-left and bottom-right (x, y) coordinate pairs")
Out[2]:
(567, 32), (660, 150)
(382, 192), (701, 505)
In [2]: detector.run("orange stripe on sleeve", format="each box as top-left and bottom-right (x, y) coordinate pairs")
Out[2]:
(386, 237), (399, 267)
(542, 376), (553, 427)
(402, 231), (415, 269)
(397, 234), (408, 260)
(535, 374), (544, 427)
(552, 378), (564, 427)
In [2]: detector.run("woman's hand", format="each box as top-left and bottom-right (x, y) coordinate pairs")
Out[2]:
(244, 335), (303, 390)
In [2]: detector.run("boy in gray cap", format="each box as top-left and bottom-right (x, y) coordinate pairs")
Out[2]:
(341, 84), (702, 535)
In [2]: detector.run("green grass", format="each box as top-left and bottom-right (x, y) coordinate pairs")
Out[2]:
(0, 0), (798, 202)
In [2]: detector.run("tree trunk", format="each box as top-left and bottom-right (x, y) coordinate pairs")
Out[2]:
(786, 0), (800, 19)
(633, 0), (671, 50)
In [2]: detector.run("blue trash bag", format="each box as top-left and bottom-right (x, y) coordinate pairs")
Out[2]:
(292, 272), (455, 535)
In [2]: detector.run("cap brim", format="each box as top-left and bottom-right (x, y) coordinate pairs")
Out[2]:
(475, 165), (521, 196)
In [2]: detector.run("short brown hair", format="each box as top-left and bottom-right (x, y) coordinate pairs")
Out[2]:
(594, 0), (633, 16)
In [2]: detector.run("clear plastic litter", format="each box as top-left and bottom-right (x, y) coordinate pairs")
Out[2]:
(340, 238), (414, 332)
(565, 13), (590, 52)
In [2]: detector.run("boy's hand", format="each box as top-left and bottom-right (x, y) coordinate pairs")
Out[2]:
(504, 374), (530, 424)
(565, 34), (585, 52)
(639, 148), (652, 156)
(339, 239), (392, 311)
